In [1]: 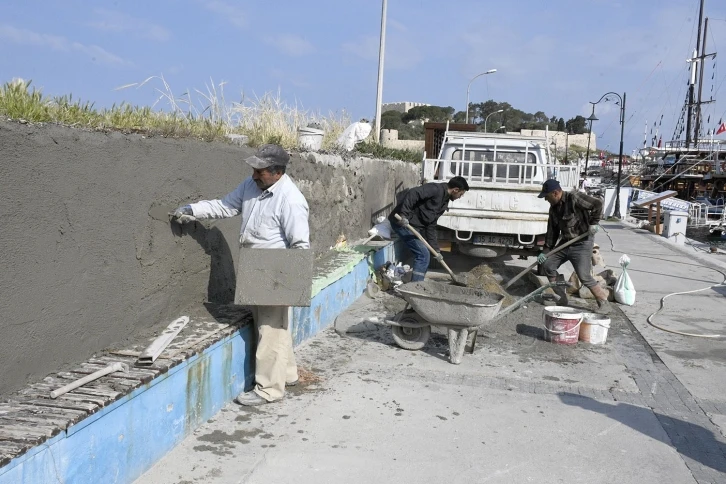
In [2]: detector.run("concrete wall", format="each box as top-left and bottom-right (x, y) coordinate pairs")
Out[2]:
(518, 129), (596, 151)
(0, 120), (419, 396)
(380, 129), (426, 153)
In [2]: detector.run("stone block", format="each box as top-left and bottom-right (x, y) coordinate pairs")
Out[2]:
(234, 248), (313, 306)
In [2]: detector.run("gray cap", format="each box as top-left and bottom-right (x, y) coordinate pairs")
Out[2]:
(244, 144), (290, 169)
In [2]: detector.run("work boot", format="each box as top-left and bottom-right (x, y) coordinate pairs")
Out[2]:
(589, 285), (612, 315)
(553, 284), (569, 306)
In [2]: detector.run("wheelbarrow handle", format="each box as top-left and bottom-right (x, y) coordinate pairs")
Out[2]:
(487, 281), (570, 325)
(502, 231), (591, 290)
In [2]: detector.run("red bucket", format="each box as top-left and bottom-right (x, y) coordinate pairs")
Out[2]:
(543, 306), (582, 345)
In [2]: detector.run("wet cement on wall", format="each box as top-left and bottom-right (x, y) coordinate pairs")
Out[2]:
(0, 120), (419, 396)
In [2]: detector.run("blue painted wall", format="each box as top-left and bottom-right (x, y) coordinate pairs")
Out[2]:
(0, 242), (401, 484)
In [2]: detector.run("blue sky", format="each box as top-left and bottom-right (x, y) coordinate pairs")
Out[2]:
(2, 0), (726, 154)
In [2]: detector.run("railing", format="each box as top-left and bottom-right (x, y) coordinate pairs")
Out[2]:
(423, 158), (579, 188)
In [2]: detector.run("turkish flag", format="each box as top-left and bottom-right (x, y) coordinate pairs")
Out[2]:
(717, 122), (726, 135)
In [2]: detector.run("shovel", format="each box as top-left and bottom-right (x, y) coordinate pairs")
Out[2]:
(502, 231), (591, 290)
(394, 214), (468, 286)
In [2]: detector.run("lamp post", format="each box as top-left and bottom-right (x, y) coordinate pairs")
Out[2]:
(484, 109), (504, 133)
(496, 125), (506, 133)
(583, 104), (598, 176)
(565, 130), (570, 164)
(465, 69), (497, 123)
(588, 91), (627, 218)
(373, 0), (388, 143)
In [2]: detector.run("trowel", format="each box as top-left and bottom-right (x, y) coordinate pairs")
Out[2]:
(393, 214), (468, 286)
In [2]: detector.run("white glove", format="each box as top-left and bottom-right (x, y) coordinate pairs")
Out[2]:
(589, 224), (599, 235)
(169, 205), (196, 224)
(537, 253), (547, 264)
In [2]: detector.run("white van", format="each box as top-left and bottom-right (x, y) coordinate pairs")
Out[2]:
(421, 129), (578, 257)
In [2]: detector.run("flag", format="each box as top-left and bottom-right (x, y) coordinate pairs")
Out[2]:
(657, 136), (662, 148)
(717, 122), (726, 135)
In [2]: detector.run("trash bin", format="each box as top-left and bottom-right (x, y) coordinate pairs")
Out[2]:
(298, 127), (324, 151)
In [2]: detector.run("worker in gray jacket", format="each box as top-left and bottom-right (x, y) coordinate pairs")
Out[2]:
(170, 144), (309, 406)
(536, 179), (611, 314)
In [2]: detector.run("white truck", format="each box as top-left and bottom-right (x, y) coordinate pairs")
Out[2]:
(421, 128), (578, 258)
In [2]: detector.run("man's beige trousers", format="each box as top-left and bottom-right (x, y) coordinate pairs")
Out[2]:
(251, 306), (298, 402)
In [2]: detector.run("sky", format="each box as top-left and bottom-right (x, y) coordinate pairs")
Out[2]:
(2, 0), (726, 155)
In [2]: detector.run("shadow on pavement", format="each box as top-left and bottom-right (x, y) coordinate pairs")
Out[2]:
(559, 392), (726, 475)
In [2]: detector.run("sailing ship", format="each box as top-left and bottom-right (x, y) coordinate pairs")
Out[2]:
(637, 0), (726, 208)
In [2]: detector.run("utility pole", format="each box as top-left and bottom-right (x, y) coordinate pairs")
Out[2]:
(373, 0), (388, 144)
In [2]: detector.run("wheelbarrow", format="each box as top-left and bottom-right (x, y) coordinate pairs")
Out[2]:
(383, 280), (569, 364)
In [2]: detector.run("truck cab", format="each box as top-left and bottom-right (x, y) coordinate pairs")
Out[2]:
(422, 129), (578, 258)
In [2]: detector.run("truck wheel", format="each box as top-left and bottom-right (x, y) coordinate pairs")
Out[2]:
(391, 319), (431, 350)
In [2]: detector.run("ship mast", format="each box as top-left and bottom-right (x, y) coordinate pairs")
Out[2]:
(687, 0), (716, 148)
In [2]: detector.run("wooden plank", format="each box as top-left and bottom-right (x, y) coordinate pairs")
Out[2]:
(0, 412), (73, 430)
(20, 398), (98, 414)
(0, 425), (52, 442)
(0, 440), (30, 466)
(20, 387), (110, 407)
(0, 420), (59, 438)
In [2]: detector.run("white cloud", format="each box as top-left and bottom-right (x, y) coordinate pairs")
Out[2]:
(203, 1), (247, 29)
(265, 34), (314, 57)
(88, 9), (171, 42)
(341, 33), (423, 70)
(0, 24), (130, 67)
(341, 35), (379, 62)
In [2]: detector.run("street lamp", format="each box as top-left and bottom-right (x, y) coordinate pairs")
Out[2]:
(589, 91), (627, 218)
(465, 69), (497, 123)
(583, 105), (598, 176)
(484, 109), (504, 133)
(496, 125), (506, 133)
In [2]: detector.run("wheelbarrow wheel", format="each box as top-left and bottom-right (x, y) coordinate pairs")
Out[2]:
(391, 318), (431, 350)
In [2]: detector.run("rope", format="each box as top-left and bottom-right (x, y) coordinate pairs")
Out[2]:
(600, 224), (725, 339)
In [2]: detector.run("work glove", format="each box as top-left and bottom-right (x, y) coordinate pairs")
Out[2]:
(169, 205), (196, 224)
(589, 224), (599, 235)
(397, 216), (410, 227)
(434, 252), (444, 262)
(537, 253), (547, 265)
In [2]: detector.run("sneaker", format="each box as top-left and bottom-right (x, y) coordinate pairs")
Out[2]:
(234, 391), (270, 406)
(286, 380), (299, 387)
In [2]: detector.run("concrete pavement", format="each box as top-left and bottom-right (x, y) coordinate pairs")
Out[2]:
(136, 223), (726, 484)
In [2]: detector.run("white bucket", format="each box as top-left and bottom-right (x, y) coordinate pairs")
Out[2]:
(298, 127), (324, 151)
(579, 313), (611, 344)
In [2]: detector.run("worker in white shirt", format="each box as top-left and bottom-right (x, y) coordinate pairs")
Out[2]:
(170, 144), (310, 406)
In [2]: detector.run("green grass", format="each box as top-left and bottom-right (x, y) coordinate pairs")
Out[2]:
(354, 140), (423, 163)
(0, 77), (363, 150)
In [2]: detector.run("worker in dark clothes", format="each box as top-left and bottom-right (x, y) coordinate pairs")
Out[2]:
(536, 179), (612, 314)
(389, 176), (469, 281)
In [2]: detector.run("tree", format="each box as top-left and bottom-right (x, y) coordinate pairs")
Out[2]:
(402, 105), (455, 124)
(557, 117), (566, 132)
(565, 115), (588, 134)
(381, 110), (403, 130)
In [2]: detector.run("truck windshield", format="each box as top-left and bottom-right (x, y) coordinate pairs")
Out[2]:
(449, 149), (537, 181)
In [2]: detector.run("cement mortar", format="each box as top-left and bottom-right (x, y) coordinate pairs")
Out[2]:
(0, 120), (419, 396)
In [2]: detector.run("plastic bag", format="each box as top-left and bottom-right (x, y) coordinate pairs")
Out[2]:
(614, 254), (636, 306)
(336, 121), (372, 151)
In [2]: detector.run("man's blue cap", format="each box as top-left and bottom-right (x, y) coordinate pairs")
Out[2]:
(538, 179), (562, 198)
